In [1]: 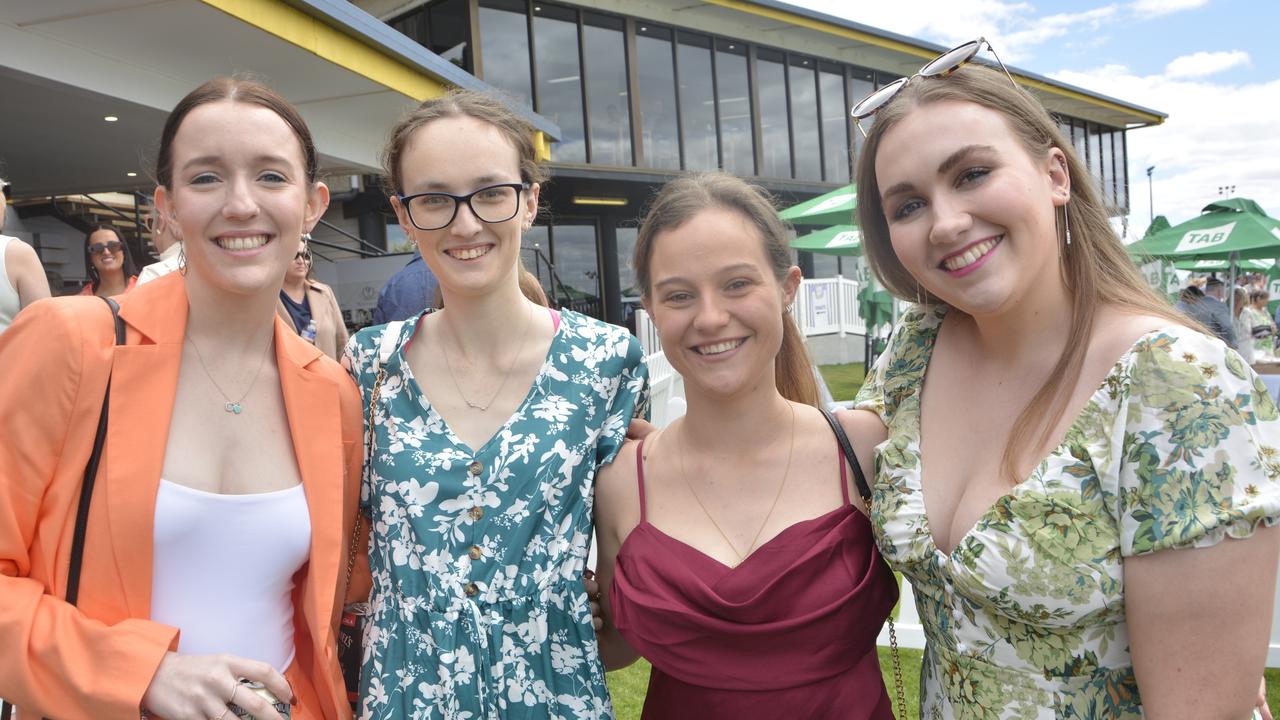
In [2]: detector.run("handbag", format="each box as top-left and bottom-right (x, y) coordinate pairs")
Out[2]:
(338, 321), (403, 711)
(2, 297), (124, 720)
(819, 407), (909, 720)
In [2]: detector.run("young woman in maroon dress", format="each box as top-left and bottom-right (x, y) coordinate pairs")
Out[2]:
(592, 172), (898, 719)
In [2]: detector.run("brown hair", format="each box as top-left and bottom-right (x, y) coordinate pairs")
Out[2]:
(854, 64), (1188, 481)
(382, 89), (547, 196)
(83, 224), (138, 291)
(156, 77), (318, 188)
(635, 172), (819, 407)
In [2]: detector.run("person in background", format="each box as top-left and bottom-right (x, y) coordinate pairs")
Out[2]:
(137, 209), (185, 284)
(1173, 284), (1204, 317)
(276, 236), (348, 360)
(79, 225), (138, 297)
(0, 178), (51, 333)
(1248, 288), (1277, 359)
(851, 59), (1277, 718)
(370, 248), (438, 323)
(1198, 275), (1237, 348)
(1233, 286), (1255, 363)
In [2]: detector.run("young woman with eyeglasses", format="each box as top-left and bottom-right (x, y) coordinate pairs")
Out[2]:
(850, 49), (1279, 718)
(343, 90), (647, 719)
(277, 237), (348, 360)
(79, 224), (139, 297)
(0, 78), (363, 720)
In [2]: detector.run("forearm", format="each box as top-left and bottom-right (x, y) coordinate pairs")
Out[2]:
(597, 621), (641, 671)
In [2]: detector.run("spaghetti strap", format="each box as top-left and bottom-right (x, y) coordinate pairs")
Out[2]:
(837, 442), (851, 506)
(635, 436), (649, 523)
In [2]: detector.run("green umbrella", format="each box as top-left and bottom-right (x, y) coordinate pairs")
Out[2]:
(1127, 198), (1280, 261)
(1174, 257), (1274, 272)
(779, 184), (857, 226)
(788, 225), (861, 256)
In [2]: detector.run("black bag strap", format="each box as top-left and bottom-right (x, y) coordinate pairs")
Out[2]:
(2, 297), (122, 720)
(819, 407), (872, 506)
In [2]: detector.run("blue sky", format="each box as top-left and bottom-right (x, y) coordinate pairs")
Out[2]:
(790, 0), (1280, 239)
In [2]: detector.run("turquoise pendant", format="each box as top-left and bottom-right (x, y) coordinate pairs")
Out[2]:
(225, 402), (242, 415)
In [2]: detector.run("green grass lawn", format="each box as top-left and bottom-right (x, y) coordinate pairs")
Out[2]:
(818, 362), (866, 402)
(609, 653), (1280, 719)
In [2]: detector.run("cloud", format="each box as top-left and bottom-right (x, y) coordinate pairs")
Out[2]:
(1164, 50), (1251, 79)
(1049, 64), (1280, 239)
(1129, 0), (1210, 19)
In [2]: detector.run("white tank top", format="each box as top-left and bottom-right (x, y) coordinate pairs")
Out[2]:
(0, 236), (22, 334)
(151, 480), (311, 671)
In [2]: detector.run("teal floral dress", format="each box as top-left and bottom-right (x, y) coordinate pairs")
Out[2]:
(855, 305), (1280, 719)
(345, 310), (648, 720)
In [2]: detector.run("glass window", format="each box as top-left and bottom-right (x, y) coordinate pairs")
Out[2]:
(810, 252), (839, 279)
(616, 225), (642, 327)
(635, 25), (680, 170)
(757, 48), (791, 178)
(849, 69), (874, 170)
(677, 33), (717, 171)
(1088, 123), (1105, 201)
(551, 223), (602, 318)
(715, 39), (753, 176)
(533, 4), (586, 162)
(391, 0), (472, 70)
(1099, 129), (1115, 208)
(478, 0), (533, 108)
(789, 56), (821, 181)
(819, 64), (849, 183)
(521, 226), (554, 297)
(582, 13), (631, 166)
(1117, 132), (1129, 212)
(1070, 120), (1087, 169)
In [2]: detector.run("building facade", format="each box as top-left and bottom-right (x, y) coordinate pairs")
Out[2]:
(357, 0), (1164, 324)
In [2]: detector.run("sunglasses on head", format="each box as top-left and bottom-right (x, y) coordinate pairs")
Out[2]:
(849, 37), (1016, 137)
(89, 240), (123, 255)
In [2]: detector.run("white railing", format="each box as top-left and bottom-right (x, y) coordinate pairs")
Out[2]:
(791, 276), (866, 337)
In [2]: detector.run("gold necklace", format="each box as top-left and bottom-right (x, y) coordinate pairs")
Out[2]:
(186, 329), (274, 415)
(676, 401), (797, 564)
(439, 303), (535, 412)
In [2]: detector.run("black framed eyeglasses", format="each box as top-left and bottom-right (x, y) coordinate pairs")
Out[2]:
(89, 240), (123, 255)
(396, 182), (530, 232)
(850, 37), (1016, 138)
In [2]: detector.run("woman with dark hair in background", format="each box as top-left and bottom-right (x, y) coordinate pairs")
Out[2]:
(0, 78), (362, 720)
(79, 224), (138, 297)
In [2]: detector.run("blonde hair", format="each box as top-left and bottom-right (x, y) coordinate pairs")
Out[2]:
(855, 64), (1188, 481)
(634, 172), (819, 407)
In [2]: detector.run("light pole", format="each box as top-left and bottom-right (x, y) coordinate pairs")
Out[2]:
(1218, 185), (1237, 197)
(1146, 166), (1155, 224)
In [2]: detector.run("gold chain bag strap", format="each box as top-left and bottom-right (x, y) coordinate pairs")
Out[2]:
(338, 321), (402, 710)
(819, 407), (909, 719)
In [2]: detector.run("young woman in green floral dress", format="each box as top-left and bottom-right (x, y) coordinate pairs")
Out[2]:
(344, 91), (647, 719)
(849, 56), (1279, 719)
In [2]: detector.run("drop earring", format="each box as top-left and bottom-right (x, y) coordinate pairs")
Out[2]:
(1062, 203), (1072, 247)
(177, 243), (187, 276)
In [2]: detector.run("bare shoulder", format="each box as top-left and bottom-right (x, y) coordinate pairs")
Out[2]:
(835, 407), (888, 448)
(1093, 308), (1180, 359)
(4, 237), (39, 264)
(596, 437), (643, 542)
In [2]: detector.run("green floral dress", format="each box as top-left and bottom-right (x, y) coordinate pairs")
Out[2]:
(855, 305), (1280, 719)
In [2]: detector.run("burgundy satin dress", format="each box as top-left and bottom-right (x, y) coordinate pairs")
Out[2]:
(610, 435), (899, 719)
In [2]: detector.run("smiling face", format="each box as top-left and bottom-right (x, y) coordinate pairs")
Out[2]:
(87, 228), (125, 275)
(391, 115), (539, 301)
(154, 100), (328, 299)
(874, 99), (1069, 317)
(645, 206), (800, 400)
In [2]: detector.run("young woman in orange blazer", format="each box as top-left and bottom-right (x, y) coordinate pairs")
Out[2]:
(0, 79), (364, 720)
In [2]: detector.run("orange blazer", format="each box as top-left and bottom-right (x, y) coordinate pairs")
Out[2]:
(0, 273), (365, 720)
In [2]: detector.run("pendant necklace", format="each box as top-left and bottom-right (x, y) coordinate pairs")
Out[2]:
(186, 328), (274, 415)
(440, 303), (535, 412)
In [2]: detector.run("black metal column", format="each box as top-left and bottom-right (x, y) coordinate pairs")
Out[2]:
(600, 217), (623, 325)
